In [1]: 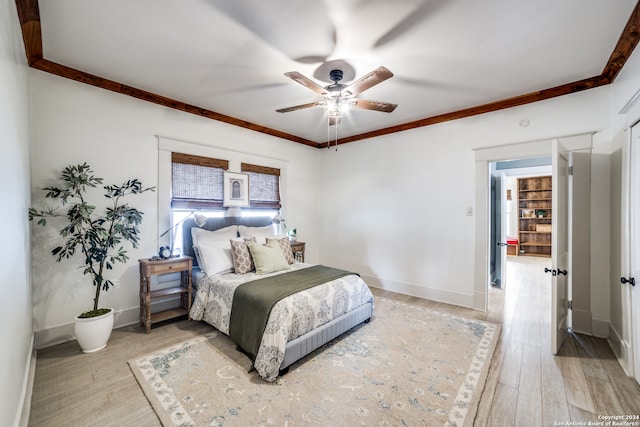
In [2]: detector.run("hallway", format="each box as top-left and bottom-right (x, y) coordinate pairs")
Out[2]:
(480, 255), (640, 425)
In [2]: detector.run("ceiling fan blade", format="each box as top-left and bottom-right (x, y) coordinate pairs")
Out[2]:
(345, 66), (394, 96)
(373, 0), (449, 48)
(352, 99), (398, 113)
(276, 102), (321, 113)
(329, 116), (341, 126)
(284, 72), (329, 95)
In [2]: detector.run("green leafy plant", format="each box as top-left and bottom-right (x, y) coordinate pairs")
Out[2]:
(287, 228), (297, 238)
(29, 163), (155, 317)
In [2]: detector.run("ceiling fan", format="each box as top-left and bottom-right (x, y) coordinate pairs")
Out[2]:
(276, 66), (397, 125)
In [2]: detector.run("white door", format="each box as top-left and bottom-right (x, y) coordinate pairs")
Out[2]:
(551, 139), (570, 355)
(500, 174), (509, 289)
(630, 122), (640, 384)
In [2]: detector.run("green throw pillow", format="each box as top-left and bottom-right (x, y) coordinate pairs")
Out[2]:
(247, 239), (291, 275)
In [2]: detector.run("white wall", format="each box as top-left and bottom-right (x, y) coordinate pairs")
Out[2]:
(606, 42), (640, 366)
(317, 85), (612, 310)
(1, 0), (33, 425)
(591, 131), (612, 337)
(29, 70), (322, 347)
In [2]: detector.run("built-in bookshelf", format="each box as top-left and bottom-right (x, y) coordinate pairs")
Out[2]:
(518, 176), (552, 257)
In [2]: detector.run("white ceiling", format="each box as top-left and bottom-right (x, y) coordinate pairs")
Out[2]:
(36, 0), (638, 144)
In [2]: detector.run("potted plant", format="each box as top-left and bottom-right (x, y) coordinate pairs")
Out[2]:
(29, 163), (154, 353)
(287, 227), (297, 242)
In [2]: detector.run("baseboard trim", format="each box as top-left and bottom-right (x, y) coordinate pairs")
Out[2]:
(363, 274), (476, 309)
(34, 298), (182, 349)
(608, 323), (632, 375)
(16, 334), (35, 427)
(608, 323), (623, 358)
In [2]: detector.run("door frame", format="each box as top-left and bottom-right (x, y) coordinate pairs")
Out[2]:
(474, 139), (552, 310)
(489, 167), (507, 289)
(473, 135), (592, 312)
(628, 120), (640, 383)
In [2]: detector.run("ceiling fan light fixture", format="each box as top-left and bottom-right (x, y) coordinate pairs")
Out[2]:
(324, 97), (352, 117)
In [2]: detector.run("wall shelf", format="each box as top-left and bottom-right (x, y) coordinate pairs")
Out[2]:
(518, 176), (552, 258)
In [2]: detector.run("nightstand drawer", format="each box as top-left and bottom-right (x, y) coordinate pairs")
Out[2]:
(141, 259), (191, 276)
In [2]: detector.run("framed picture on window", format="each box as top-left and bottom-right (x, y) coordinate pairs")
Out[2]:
(223, 171), (250, 207)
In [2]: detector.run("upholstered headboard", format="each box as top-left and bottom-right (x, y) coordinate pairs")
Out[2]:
(182, 216), (273, 267)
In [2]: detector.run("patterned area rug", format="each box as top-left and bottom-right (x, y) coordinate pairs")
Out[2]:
(128, 297), (499, 426)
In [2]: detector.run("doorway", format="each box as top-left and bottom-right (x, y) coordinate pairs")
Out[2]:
(488, 158), (551, 291)
(474, 135), (593, 354)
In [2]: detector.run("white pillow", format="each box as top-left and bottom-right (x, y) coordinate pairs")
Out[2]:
(191, 225), (238, 247)
(197, 238), (234, 276)
(191, 226), (238, 267)
(238, 225), (276, 244)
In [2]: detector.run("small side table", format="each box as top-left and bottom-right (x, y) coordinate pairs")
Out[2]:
(506, 238), (519, 256)
(138, 256), (193, 333)
(290, 241), (306, 263)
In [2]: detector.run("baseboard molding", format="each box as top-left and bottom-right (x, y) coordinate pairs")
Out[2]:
(608, 323), (632, 375)
(34, 298), (182, 349)
(15, 334), (35, 427)
(363, 274), (476, 309)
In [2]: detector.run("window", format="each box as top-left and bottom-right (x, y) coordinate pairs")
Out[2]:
(171, 153), (228, 209)
(169, 156), (281, 252)
(241, 163), (281, 209)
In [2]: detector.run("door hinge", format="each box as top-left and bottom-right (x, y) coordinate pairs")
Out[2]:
(568, 300), (573, 310)
(568, 165), (574, 176)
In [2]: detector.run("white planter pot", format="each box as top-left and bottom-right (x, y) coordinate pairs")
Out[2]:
(74, 308), (114, 353)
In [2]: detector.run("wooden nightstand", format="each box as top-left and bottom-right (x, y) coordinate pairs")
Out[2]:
(138, 256), (193, 333)
(290, 241), (305, 263)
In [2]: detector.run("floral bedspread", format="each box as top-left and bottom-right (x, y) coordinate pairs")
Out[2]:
(190, 263), (374, 382)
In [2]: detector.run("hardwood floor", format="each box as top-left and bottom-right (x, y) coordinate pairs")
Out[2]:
(28, 256), (640, 426)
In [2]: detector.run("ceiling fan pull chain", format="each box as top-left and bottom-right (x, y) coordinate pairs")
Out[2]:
(327, 116), (331, 149)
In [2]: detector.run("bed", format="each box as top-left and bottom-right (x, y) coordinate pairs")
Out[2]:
(183, 216), (374, 382)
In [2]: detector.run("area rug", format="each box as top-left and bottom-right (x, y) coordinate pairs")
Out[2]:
(128, 297), (499, 426)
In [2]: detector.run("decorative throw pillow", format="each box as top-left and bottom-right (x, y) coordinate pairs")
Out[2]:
(266, 236), (295, 264)
(246, 239), (291, 275)
(230, 237), (256, 274)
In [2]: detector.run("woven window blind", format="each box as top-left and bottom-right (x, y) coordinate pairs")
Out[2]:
(241, 163), (281, 209)
(171, 153), (229, 209)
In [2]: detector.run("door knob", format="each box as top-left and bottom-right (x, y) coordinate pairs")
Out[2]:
(544, 267), (567, 276)
(621, 277), (636, 286)
(497, 242), (507, 246)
